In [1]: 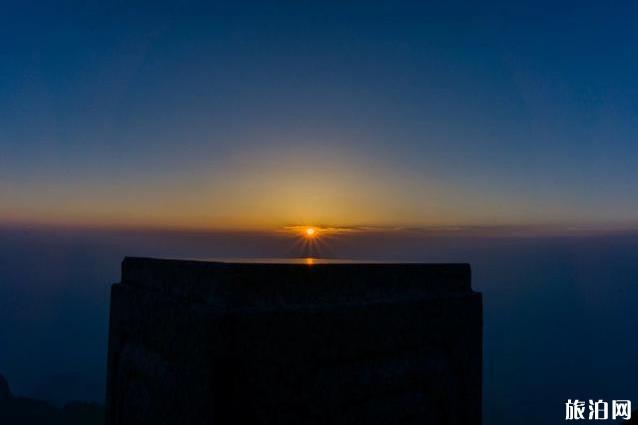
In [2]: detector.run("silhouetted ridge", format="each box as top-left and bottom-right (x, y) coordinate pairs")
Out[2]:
(0, 374), (104, 425)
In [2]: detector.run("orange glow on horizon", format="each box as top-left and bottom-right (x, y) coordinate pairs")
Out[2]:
(305, 227), (317, 238)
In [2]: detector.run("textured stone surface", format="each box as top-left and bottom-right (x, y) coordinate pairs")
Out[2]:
(106, 257), (482, 424)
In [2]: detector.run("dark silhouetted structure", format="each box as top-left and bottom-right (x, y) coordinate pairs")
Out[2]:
(106, 257), (482, 424)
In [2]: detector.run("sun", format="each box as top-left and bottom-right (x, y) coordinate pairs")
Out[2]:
(304, 227), (317, 238)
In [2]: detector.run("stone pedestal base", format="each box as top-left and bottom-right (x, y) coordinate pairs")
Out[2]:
(106, 258), (482, 424)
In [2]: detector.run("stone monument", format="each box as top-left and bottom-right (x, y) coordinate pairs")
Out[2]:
(106, 257), (482, 424)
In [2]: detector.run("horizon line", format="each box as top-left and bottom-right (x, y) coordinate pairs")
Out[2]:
(2, 219), (638, 238)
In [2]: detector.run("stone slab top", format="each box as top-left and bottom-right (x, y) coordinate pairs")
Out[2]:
(118, 257), (475, 311)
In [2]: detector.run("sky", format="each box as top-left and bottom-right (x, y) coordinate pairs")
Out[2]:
(2, 1), (638, 232)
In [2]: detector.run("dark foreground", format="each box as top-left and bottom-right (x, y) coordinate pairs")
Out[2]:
(106, 258), (482, 424)
(2, 228), (638, 424)
(0, 374), (103, 425)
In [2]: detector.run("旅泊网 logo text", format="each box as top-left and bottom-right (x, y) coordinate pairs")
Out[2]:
(565, 399), (631, 421)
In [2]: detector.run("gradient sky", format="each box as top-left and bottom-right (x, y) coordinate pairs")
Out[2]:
(2, 1), (638, 230)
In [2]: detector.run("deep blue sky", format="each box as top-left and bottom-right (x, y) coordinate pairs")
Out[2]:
(2, 1), (637, 230)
